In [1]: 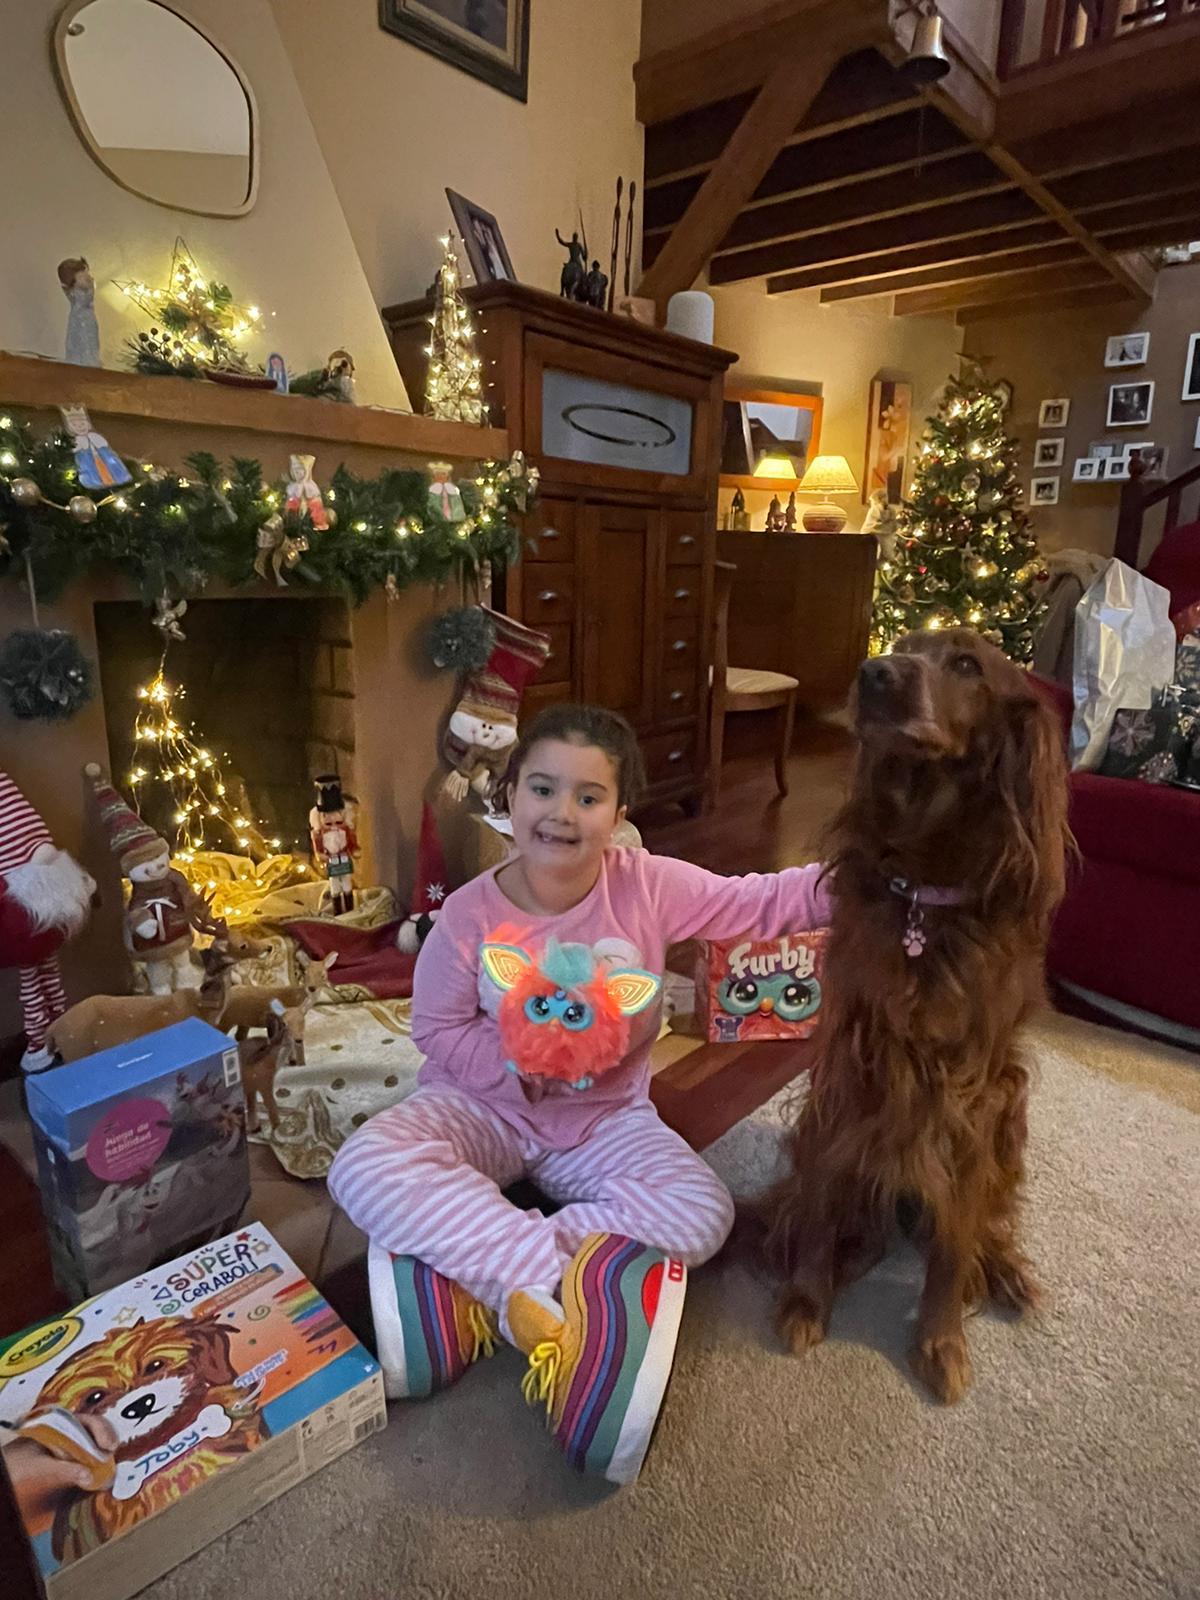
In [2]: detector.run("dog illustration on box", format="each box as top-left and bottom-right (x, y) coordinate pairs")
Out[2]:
(11, 1314), (267, 1563)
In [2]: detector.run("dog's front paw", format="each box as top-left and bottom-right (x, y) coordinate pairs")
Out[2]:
(984, 1252), (1042, 1316)
(777, 1286), (828, 1357)
(910, 1331), (973, 1404)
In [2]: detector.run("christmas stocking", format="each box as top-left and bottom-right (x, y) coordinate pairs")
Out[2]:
(397, 802), (450, 953)
(441, 608), (550, 804)
(0, 771), (94, 1069)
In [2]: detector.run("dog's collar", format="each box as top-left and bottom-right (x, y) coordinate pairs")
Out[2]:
(888, 877), (968, 959)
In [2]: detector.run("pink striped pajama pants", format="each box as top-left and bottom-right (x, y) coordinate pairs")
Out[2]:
(328, 1085), (734, 1329)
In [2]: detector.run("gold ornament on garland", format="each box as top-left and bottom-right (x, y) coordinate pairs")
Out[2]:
(116, 237), (265, 377)
(10, 478), (41, 507)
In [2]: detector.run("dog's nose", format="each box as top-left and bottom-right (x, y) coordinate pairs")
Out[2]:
(858, 657), (898, 696)
(121, 1393), (159, 1423)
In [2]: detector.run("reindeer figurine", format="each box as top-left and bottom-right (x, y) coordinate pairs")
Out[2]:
(239, 993), (313, 1134)
(218, 951), (337, 1059)
(47, 946), (238, 1064)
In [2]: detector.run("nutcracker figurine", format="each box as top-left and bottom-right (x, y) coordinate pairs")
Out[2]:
(309, 774), (358, 916)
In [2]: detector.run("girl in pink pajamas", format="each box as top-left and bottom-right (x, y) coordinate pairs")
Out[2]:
(329, 704), (830, 1484)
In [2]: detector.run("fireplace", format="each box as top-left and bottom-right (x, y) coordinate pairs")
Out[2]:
(93, 598), (356, 857)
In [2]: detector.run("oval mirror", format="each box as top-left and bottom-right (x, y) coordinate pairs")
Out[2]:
(55, 0), (257, 217)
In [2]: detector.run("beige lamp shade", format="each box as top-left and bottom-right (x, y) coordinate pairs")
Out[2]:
(799, 453), (858, 532)
(753, 451), (798, 480)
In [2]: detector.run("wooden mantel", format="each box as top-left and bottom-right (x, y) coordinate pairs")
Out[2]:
(0, 352), (509, 465)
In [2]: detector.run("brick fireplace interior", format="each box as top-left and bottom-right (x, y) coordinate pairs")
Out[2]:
(93, 598), (357, 856)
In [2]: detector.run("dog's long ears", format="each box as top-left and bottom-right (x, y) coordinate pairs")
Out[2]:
(993, 693), (1071, 927)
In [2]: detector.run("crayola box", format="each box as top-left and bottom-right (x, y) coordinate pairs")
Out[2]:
(0, 1222), (385, 1600)
(696, 931), (829, 1043)
(26, 1018), (251, 1302)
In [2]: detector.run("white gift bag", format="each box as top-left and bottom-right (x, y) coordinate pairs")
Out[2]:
(1070, 560), (1176, 770)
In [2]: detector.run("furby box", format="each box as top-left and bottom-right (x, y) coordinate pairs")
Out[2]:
(696, 931), (828, 1043)
(0, 1222), (386, 1600)
(26, 1018), (251, 1302)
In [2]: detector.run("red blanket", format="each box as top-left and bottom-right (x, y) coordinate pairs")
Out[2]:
(286, 918), (416, 1000)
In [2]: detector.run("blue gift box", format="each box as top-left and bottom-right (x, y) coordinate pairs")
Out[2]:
(26, 1018), (250, 1301)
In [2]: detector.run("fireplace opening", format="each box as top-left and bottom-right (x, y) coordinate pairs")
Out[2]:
(93, 598), (356, 857)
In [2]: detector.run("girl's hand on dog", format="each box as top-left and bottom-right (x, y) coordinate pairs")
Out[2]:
(2, 1414), (117, 1516)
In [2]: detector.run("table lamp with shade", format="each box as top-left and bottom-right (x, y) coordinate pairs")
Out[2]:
(798, 454), (859, 532)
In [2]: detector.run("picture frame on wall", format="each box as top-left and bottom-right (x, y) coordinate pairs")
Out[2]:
(1089, 442), (1116, 459)
(380, 0), (530, 103)
(1103, 456), (1131, 481)
(1106, 380), (1154, 428)
(1194, 416), (1200, 449)
(1104, 332), (1150, 368)
(1030, 476), (1060, 506)
(446, 188), (516, 284)
(1131, 444), (1169, 478)
(1038, 398), (1070, 428)
(863, 377), (913, 505)
(1182, 333), (1200, 400)
(1034, 438), (1065, 468)
(1073, 458), (1101, 482)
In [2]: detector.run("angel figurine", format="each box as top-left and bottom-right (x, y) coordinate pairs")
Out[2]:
(284, 454), (330, 531)
(58, 257), (100, 367)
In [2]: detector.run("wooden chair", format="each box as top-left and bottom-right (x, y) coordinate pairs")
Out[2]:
(708, 559), (799, 803)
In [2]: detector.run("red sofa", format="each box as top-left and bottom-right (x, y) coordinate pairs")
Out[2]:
(1038, 523), (1200, 1034)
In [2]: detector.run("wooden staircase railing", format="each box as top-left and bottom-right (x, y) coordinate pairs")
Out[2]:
(999, 0), (1200, 76)
(1115, 450), (1200, 567)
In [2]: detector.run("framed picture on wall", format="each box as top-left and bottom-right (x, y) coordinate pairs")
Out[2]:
(719, 387), (824, 491)
(1030, 476), (1060, 506)
(1038, 398), (1070, 428)
(1131, 444), (1169, 478)
(1107, 380), (1154, 427)
(863, 377), (913, 505)
(1104, 332), (1150, 368)
(380, 0), (530, 102)
(1073, 458), (1101, 482)
(446, 188), (516, 284)
(1103, 456), (1131, 481)
(1182, 333), (1200, 400)
(1194, 416), (1200, 449)
(1034, 438), (1065, 468)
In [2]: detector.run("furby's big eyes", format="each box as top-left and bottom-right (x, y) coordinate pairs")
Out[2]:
(776, 977), (822, 1022)
(720, 978), (761, 1016)
(526, 995), (552, 1021)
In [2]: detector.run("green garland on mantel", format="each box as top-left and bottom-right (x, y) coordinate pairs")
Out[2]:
(0, 410), (534, 608)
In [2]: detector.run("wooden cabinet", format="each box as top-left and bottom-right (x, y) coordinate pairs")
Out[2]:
(383, 283), (735, 809)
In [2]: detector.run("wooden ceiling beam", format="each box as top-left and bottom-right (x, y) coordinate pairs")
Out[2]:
(1097, 216), (1200, 253)
(705, 191), (1043, 285)
(1052, 150), (1200, 214)
(636, 37), (849, 308)
(644, 108), (968, 234)
(956, 282), (1141, 325)
(1011, 90), (1200, 181)
(1086, 188), (1200, 239)
(707, 153), (1009, 255)
(634, 0), (889, 127)
(818, 240), (1085, 302)
(894, 261), (1110, 317)
(765, 221), (1064, 294)
(643, 52), (919, 188)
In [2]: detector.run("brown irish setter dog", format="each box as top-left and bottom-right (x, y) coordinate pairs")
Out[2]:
(761, 628), (1071, 1404)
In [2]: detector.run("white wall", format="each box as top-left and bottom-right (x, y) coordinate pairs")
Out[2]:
(269, 0), (645, 308)
(0, 0), (407, 407)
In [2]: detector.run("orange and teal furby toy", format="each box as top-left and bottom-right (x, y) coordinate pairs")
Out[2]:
(481, 937), (660, 1091)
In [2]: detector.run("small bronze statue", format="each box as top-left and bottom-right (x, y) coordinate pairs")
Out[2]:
(730, 487), (750, 531)
(584, 259), (608, 309)
(765, 495), (786, 532)
(557, 230), (588, 301)
(784, 490), (797, 532)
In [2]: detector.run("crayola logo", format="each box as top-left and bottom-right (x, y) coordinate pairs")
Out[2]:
(0, 1316), (83, 1378)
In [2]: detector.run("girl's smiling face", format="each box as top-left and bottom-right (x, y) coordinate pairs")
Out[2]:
(508, 737), (625, 873)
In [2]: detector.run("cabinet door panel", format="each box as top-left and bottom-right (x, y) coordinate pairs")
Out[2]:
(579, 503), (657, 727)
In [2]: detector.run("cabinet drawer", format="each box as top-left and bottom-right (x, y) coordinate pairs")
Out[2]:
(664, 513), (704, 565)
(521, 562), (575, 625)
(643, 726), (698, 784)
(522, 680), (572, 719)
(535, 623), (573, 684)
(524, 506), (576, 564)
(659, 668), (699, 721)
(662, 621), (699, 674)
(664, 566), (701, 619)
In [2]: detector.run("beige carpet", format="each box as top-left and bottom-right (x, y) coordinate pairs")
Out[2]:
(148, 1015), (1199, 1600)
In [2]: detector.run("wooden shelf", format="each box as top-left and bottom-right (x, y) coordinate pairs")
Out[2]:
(0, 352), (509, 464)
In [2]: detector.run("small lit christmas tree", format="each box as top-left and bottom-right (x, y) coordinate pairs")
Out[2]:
(424, 236), (486, 425)
(872, 362), (1048, 662)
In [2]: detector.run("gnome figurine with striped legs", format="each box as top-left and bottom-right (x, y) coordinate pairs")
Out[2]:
(0, 770), (95, 1071)
(85, 763), (221, 994)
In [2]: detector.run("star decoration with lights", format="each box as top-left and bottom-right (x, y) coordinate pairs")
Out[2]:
(116, 237), (265, 375)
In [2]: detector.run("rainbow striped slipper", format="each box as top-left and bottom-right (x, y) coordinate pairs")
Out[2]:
(367, 1244), (499, 1400)
(509, 1233), (687, 1485)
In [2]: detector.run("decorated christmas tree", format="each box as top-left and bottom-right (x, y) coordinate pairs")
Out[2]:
(872, 362), (1048, 662)
(424, 236), (486, 425)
